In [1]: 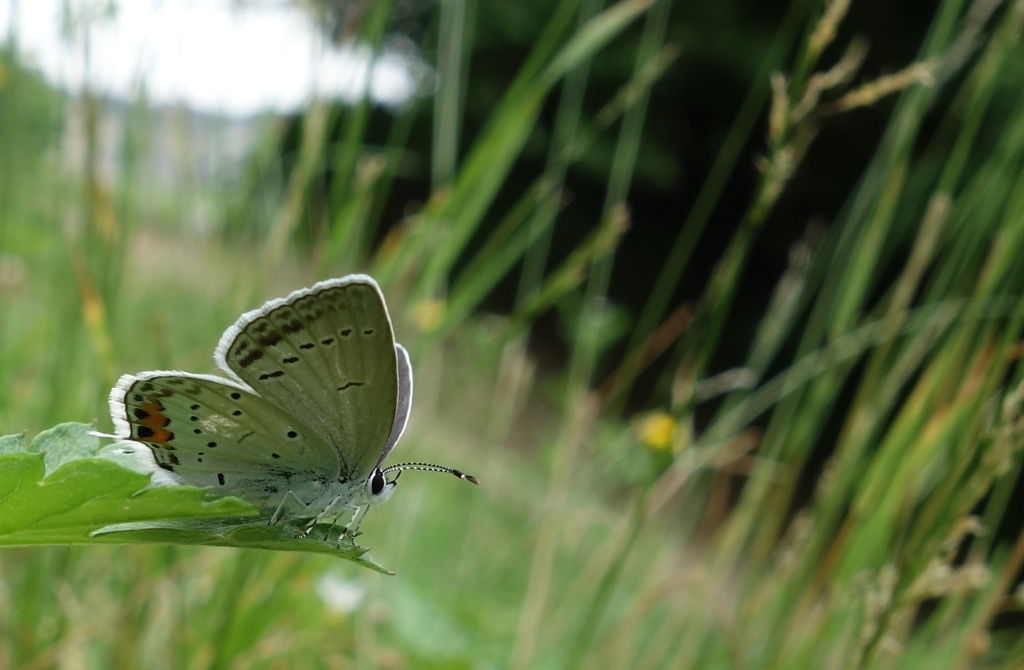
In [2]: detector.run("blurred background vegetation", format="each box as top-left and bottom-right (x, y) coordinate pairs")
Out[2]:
(2, 0), (1024, 667)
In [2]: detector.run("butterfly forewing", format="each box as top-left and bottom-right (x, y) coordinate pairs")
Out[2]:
(215, 276), (399, 480)
(377, 344), (413, 468)
(112, 372), (341, 508)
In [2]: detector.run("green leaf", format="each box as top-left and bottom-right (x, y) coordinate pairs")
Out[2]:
(0, 422), (391, 574)
(32, 421), (106, 473)
(92, 518), (389, 573)
(0, 432), (27, 455)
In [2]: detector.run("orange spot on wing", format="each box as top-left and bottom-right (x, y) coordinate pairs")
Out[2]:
(139, 399), (175, 445)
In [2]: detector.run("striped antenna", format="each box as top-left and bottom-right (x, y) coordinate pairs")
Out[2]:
(381, 462), (479, 485)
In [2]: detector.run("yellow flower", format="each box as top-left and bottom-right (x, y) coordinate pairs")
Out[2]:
(411, 299), (445, 333)
(635, 411), (679, 452)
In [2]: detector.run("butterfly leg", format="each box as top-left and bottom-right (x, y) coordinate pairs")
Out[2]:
(297, 517), (319, 539)
(269, 490), (310, 526)
(299, 503), (364, 545)
(299, 504), (357, 543)
(336, 504), (371, 545)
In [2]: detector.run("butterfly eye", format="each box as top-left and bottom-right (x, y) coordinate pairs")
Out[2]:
(369, 469), (387, 495)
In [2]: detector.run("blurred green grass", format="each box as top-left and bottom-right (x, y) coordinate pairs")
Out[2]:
(2, 0), (1024, 668)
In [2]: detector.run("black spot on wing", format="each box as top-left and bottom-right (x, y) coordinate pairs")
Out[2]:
(132, 388), (166, 405)
(280, 318), (303, 334)
(238, 348), (264, 368)
(257, 332), (283, 347)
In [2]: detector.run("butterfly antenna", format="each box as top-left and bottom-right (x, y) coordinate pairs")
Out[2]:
(381, 462), (479, 485)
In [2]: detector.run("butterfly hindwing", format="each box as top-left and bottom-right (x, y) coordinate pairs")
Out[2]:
(110, 371), (343, 509)
(214, 276), (399, 480)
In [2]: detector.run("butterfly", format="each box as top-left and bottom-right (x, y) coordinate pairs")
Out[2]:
(104, 274), (476, 537)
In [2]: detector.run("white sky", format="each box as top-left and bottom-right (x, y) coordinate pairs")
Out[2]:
(0, 0), (429, 117)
